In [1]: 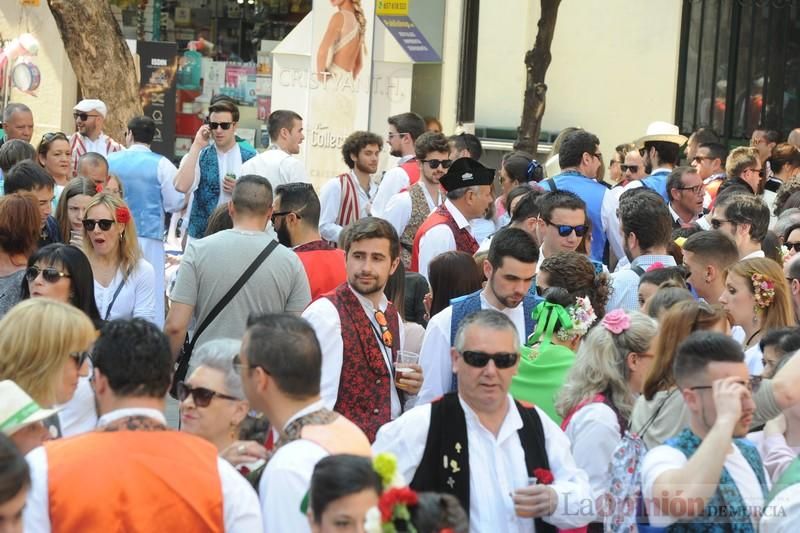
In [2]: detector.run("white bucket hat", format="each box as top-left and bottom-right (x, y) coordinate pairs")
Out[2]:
(0, 380), (59, 436)
(635, 121), (688, 149)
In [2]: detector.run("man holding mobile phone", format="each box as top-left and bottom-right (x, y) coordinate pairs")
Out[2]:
(173, 99), (257, 240)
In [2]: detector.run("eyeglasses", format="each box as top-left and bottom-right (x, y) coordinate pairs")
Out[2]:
(73, 112), (101, 121)
(592, 152), (603, 160)
(69, 351), (91, 368)
(460, 350), (518, 369)
(232, 353), (269, 375)
(387, 132), (407, 139)
(25, 265), (71, 283)
(83, 219), (115, 231)
(786, 242), (800, 253)
(634, 352), (655, 359)
(176, 382), (240, 407)
(545, 221), (588, 238)
(688, 376), (761, 393)
(270, 210), (302, 225)
(692, 156), (713, 164)
(620, 164), (639, 173)
(677, 183), (705, 195)
(422, 159), (452, 170)
(208, 121), (234, 130)
(746, 167), (765, 178)
(710, 218), (735, 230)
(374, 310), (393, 348)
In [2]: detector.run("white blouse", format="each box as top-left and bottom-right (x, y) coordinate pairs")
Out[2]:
(94, 257), (156, 324)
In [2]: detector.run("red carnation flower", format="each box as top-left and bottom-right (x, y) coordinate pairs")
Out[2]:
(115, 206), (131, 224)
(95, 183), (104, 193)
(378, 487), (419, 522)
(533, 468), (554, 485)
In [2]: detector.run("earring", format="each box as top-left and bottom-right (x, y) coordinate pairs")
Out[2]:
(119, 232), (124, 240)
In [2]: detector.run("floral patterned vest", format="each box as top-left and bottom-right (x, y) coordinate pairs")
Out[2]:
(399, 183), (433, 268)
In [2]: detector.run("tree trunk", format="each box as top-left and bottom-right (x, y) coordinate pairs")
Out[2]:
(47, 0), (142, 142)
(514, 0), (561, 155)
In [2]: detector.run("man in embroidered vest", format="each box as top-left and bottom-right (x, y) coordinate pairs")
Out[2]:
(302, 217), (423, 442)
(319, 130), (382, 244)
(23, 318), (262, 532)
(174, 99), (257, 240)
(374, 310), (592, 533)
(108, 116), (185, 327)
(641, 331), (768, 531)
(626, 121), (686, 202)
(274, 182), (346, 300)
(238, 313), (371, 533)
(384, 131), (449, 268)
(240, 109), (310, 191)
(543, 129), (619, 264)
(68, 99), (122, 178)
(417, 227), (540, 405)
(411, 157), (494, 279)
(371, 112), (426, 216)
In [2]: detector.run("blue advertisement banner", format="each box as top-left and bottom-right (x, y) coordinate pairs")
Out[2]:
(378, 15), (441, 63)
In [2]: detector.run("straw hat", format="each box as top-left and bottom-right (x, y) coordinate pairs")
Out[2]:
(0, 380), (58, 436)
(635, 121), (688, 149)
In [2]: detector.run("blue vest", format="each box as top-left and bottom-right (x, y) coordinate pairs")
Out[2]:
(448, 289), (541, 392)
(544, 171), (608, 262)
(663, 428), (767, 533)
(641, 169), (672, 203)
(108, 150), (164, 241)
(188, 142), (257, 238)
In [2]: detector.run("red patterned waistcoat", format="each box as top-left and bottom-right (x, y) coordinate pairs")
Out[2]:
(410, 203), (479, 272)
(323, 283), (400, 442)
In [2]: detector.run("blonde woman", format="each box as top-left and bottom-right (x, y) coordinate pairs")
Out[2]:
(0, 299), (96, 437)
(556, 309), (658, 524)
(82, 193), (156, 324)
(316, 0), (366, 81)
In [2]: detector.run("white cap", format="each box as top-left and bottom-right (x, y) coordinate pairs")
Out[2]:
(0, 380), (59, 436)
(74, 99), (107, 118)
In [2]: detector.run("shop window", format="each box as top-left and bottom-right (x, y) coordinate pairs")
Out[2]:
(676, 0), (799, 141)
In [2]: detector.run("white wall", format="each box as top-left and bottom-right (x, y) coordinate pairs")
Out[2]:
(474, 0), (684, 155)
(0, 3), (78, 139)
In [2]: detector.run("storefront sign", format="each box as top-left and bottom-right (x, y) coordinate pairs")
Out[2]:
(137, 41), (177, 159)
(378, 14), (440, 63)
(376, 0), (408, 16)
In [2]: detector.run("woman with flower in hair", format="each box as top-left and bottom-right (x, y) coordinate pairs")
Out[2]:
(307, 454), (382, 532)
(720, 257), (794, 375)
(82, 193), (156, 324)
(510, 287), (598, 424)
(555, 309), (658, 526)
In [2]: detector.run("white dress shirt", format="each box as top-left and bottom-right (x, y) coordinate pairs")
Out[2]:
(259, 399), (330, 533)
(319, 171), (377, 243)
(741, 250), (766, 260)
(417, 291), (527, 405)
(94, 258), (156, 324)
(302, 285), (405, 418)
(762, 484), (800, 532)
(240, 146), (310, 192)
(371, 154), (415, 216)
(373, 395), (593, 532)
(383, 183), (443, 237)
(82, 133), (114, 156)
(24, 408), (262, 533)
(418, 199), (473, 280)
(190, 143), (244, 207)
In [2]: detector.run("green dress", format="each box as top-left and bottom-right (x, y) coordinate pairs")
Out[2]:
(510, 343), (576, 424)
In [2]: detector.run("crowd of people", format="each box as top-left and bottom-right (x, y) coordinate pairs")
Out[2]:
(3, 93), (800, 533)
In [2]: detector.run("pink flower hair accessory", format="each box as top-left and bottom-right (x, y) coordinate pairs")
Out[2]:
(601, 309), (631, 334)
(751, 273), (775, 309)
(646, 262), (665, 272)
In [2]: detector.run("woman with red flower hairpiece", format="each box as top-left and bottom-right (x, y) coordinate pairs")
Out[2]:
(720, 257), (795, 375)
(81, 193), (156, 323)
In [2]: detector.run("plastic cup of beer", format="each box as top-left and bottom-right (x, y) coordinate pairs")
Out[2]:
(394, 351), (419, 384)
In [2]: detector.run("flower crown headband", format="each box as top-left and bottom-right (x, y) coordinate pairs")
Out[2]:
(527, 296), (597, 347)
(751, 272), (775, 309)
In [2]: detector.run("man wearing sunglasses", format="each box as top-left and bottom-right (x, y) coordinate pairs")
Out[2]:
(620, 149), (648, 184)
(711, 193), (769, 260)
(691, 142), (727, 205)
(375, 310), (592, 532)
(417, 227), (539, 405)
(108, 116), (185, 326)
(534, 191), (589, 273)
(383, 132), (450, 268)
(718, 146), (762, 196)
(302, 217), (421, 442)
(666, 167), (710, 230)
(411, 157), (495, 280)
(642, 332), (768, 530)
(23, 319), (263, 532)
(371, 112), (426, 216)
(67, 99), (122, 178)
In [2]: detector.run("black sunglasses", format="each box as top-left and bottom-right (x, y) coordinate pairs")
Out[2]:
(547, 221), (588, 238)
(177, 381), (239, 408)
(208, 121), (234, 130)
(620, 164), (639, 173)
(460, 350), (518, 369)
(271, 210), (302, 225)
(73, 112), (100, 121)
(69, 351), (91, 368)
(83, 219), (115, 231)
(422, 159), (452, 170)
(787, 242), (800, 253)
(710, 218), (734, 230)
(25, 265), (71, 283)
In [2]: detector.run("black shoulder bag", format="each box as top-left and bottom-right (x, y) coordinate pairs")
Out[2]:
(169, 240), (279, 398)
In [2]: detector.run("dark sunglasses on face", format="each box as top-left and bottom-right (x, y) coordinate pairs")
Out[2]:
(25, 265), (71, 283)
(208, 121), (234, 130)
(69, 351), (91, 368)
(82, 219), (115, 231)
(73, 112), (100, 121)
(620, 164), (639, 173)
(548, 221), (588, 238)
(460, 350), (518, 369)
(422, 159), (452, 169)
(787, 242), (800, 253)
(710, 218), (734, 230)
(177, 381), (239, 408)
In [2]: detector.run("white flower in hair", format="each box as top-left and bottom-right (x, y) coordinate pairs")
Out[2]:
(556, 296), (597, 341)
